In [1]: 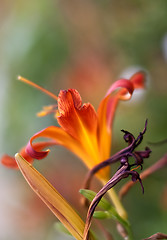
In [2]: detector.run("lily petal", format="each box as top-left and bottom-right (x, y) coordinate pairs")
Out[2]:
(26, 126), (103, 173)
(57, 89), (100, 164)
(57, 89), (97, 138)
(129, 71), (145, 89)
(1, 141), (55, 168)
(97, 79), (134, 162)
(97, 72), (145, 162)
(15, 153), (87, 240)
(1, 154), (19, 169)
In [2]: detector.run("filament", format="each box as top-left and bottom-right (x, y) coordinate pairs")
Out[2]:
(131, 165), (140, 171)
(18, 76), (58, 100)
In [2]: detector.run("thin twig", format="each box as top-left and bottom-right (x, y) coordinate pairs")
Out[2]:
(143, 232), (167, 239)
(95, 220), (114, 240)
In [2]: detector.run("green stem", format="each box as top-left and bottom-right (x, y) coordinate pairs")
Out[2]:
(107, 209), (133, 240)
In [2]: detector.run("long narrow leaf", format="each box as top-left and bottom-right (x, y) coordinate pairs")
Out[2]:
(15, 153), (87, 240)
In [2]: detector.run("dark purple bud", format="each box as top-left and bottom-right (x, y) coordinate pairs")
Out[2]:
(135, 147), (151, 159)
(132, 152), (144, 165)
(131, 171), (140, 182)
(121, 130), (135, 145)
(82, 120), (151, 193)
(135, 119), (148, 147)
(130, 171), (144, 194)
(120, 157), (128, 165)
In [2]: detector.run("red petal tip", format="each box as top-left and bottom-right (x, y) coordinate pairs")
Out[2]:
(1, 154), (18, 169)
(25, 141), (50, 160)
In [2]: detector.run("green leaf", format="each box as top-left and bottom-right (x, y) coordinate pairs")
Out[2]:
(93, 211), (110, 219)
(79, 189), (111, 210)
(80, 189), (133, 240)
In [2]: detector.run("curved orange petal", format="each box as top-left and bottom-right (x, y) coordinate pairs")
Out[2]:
(26, 126), (108, 179)
(129, 71), (145, 89)
(26, 127), (89, 164)
(97, 72), (145, 162)
(57, 89), (100, 166)
(1, 142), (56, 169)
(1, 154), (19, 169)
(57, 89), (97, 139)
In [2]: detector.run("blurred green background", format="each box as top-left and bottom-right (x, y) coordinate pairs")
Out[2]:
(0, 0), (167, 239)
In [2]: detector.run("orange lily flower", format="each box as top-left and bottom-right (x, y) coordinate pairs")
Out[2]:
(2, 72), (145, 218)
(26, 72), (144, 174)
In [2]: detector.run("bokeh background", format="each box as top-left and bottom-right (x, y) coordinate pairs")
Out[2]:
(0, 1), (167, 239)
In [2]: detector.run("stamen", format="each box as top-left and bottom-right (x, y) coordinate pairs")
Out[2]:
(17, 76), (58, 100)
(37, 105), (58, 117)
(130, 165), (140, 171)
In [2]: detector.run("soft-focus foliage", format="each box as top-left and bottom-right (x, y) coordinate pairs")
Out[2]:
(0, 1), (167, 239)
